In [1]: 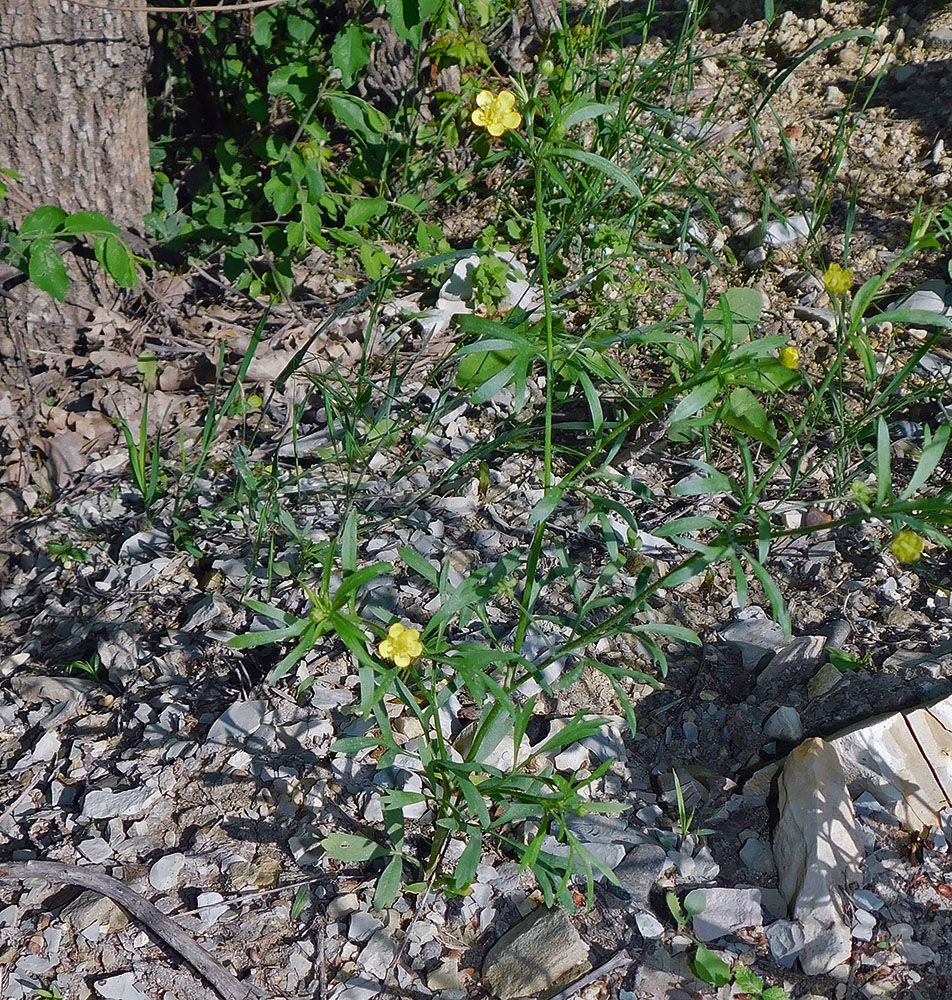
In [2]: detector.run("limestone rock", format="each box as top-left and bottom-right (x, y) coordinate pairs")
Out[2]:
(482, 907), (590, 1000)
(773, 738), (864, 975)
(690, 887), (763, 942)
(764, 706), (803, 742)
(719, 607), (786, 670)
(831, 693), (952, 831)
(756, 635), (826, 689)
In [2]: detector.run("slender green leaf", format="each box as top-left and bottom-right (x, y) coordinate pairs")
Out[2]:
(454, 829), (482, 888)
(331, 563), (393, 610)
(225, 620), (309, 648)
(902, 424), (950, 500)
(562, 101), (614, 129)
(527, 486), (564, 526)
(867, 308), (952, 330)
(672, 469), (733, 496)
(320, 833), (388, 862)
(876, 416), (891, 507)
(670, 379), (720, 424)
(373, 854), (403, 912)
(552, 147), (642, 198)
(398, 545), (439, 586)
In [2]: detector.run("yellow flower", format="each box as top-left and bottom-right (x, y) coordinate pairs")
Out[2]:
(890, 530), (925, 564)
(377, 622), (423, 668)
(471, 90), (522, 138)
(823, 262), (853, 295)
(779, 345), (799, 369)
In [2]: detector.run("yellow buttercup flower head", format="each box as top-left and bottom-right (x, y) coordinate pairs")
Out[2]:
(889, 529), (925, 564)
(471, 90), (522, 138)
(823, 262), (853, 295)
(378, 622), (423, 668)
(779, 345), (799, 369)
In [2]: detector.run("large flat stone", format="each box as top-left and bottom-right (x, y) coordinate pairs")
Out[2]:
(482, 907), (590, 1000)
(831, 692), (952, 831)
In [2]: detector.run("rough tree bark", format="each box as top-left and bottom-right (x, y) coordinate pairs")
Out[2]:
(0, 0), (152, 343)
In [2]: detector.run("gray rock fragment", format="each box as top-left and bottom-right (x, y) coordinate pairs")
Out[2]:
(764, 707), (803, 742)
(10, 674), (94, 704)
(349, 910), (383, 944)
(756, 635), (826, 689)
(635, 910), (665, 939)
(482, 907), (590, 1000)
(206, 699), (269, 744)
(358, 925), (399, 979)
(93, 972), (149, 1000)
(744, 246), (767, 270)
(82, 786), (160, 820)
(766, 919), (806, 968)
(613, 844), (668, 908)
(773, 738), (864, 974)
(739, 837), (775, 875)
(719, 608), (787, 670)
(197, 891), (227, 926)
(793, 306), (836, 330)
(851, 908), (876, 941)
(887, 279), (952, 318)
(690, 887), (763, 942)
(762, 214), (811, 247)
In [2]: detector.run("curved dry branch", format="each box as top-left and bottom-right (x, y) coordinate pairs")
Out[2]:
(0, 860), (263, 1000)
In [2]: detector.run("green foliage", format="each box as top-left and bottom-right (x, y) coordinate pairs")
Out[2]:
(0, 203), (138, 300)
(227, 512), (392, 684)
(57, 653), (103, 681)
(666, 893), (789, 996)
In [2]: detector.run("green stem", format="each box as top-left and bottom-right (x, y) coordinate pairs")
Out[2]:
(534, 152), (555, 492)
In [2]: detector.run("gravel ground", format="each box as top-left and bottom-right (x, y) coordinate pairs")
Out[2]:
(3, 4), (952, 1000)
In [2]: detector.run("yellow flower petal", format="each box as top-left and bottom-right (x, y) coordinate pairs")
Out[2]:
(823, 262), (853, 295)
(471, 90), (521, 137)
(378, 639), (393, 658)
(890, 530), (924, 563)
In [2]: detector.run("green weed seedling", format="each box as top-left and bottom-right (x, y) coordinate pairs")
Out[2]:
(113, 353), (165, 520)
(46, 539), (89, 568)
(32, 987), (65, 1000)
(672, 770), (715, 841)
(56, 653), (102, 681)
(666, 891), (790, 997)
(227, 511), (392, 685)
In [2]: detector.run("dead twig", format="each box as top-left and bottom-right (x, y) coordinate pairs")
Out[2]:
(0, 859), (263, 1000)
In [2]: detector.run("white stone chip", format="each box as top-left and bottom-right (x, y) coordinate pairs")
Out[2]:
(93, 972), (149, 1000)
(149, 853), (186, 891)
(82, 786), (160, 820)
(197, 891), (228, 925)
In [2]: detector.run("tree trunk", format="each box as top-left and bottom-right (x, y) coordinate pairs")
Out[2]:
(0, 0), (152, 342)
